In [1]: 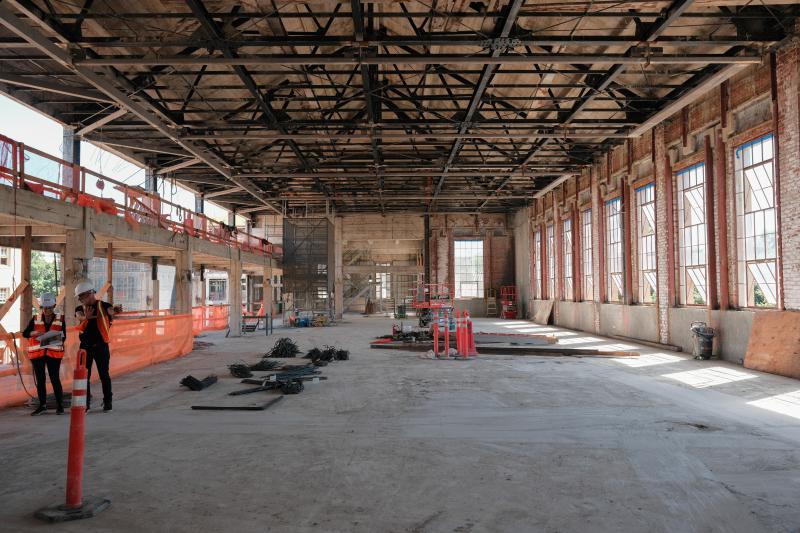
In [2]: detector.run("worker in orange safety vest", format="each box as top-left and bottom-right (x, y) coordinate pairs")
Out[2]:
(22, 293), (66, 415)
(74, 281), (122, 412)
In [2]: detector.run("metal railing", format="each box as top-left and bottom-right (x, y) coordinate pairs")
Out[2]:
(0, 134), (282, 260)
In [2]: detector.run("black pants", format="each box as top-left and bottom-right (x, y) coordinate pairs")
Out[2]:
(83, 343), (112, 405)
(31, 356), (63, 407)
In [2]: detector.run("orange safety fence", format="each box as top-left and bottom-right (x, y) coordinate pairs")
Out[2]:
(192, 305), (229, 336)
(0, 314), (193, 409)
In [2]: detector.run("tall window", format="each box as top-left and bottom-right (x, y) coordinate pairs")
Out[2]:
(636, 184), (657, 303)
(209, 279), (227, 302)
(735, 134), (777, 307)
(677, 163), (707, 305)
(605, 198), (624, 302)
(546, 224), (555, 299)
(582, 209), (593, 301)
(0, 287), (8, 304)
(454, 240), (483, 298)
(533, 230), (542, 299)
(0, 247), (8, 266)
(563, 218), (573, 300)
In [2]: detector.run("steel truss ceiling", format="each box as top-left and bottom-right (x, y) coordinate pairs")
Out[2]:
(0, 0), (795, 215)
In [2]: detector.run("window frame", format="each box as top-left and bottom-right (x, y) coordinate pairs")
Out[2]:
(636, 183), (657, 304)
(605, 197), (624, 303)
(581, 209), (593, 301)
(734, 133), (778, 309)
(533, 229), (542, 299)
(676, 162), (708, 306)
(562, 217), (573, 301)
(453, 239), (484, 299)
(546, 224), (555, 299)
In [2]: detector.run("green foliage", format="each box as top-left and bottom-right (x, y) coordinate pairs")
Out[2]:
(30, 251), (58, 299)
(753, 283), (767, 307)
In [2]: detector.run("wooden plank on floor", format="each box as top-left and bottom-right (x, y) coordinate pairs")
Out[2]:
(743, 310), (800, 379)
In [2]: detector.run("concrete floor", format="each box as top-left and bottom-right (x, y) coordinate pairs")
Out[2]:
(1, 316), (800, 533)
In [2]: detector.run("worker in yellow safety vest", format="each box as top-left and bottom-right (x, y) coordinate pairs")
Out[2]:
(22, 293), (66, 415)
(74, 281), (122, 412)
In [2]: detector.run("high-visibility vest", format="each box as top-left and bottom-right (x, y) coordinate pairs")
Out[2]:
(77, 302), (112, 344)
(27, 316), (64, 359)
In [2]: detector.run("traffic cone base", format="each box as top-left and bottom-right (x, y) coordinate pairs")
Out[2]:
(35, 496), (111, 523)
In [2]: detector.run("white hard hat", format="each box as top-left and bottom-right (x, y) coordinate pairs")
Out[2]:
(39, 293), (56, 308)
(74, 280), (95, 297)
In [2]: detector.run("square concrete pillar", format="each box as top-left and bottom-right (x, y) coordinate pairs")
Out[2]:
(19, 226), (32, 328)
(334, 216), (343, 319)
(63, 224), (94, 328)
(263, 263), (273, 317)
(228, 252), (242, 336)
(150, 257), (159, 311)
(174, 241), (193, 315)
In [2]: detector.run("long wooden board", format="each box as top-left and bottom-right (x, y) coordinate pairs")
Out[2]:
(744, 310), (800, 379)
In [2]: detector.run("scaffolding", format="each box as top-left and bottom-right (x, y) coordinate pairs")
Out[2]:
(282, 218), (332, 317)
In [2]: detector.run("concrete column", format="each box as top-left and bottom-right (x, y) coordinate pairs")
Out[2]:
(20, 226), (32, 327)
(63, 224), (94, 328)
(174, 241), (193, 314)
(61, 126), (80, 191)
(150, 257), (159, 311)
(144, 166), (158, 194)
(334, 216), (343, 319)
(199, 265), (207, 305)
(106, 243), (114, 305)
(228, 252), (242, 336)
(195, 194), (204, 214)
(263, 263), (273, 317)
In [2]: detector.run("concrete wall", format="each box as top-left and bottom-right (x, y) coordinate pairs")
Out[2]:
(668, 307), (755, 363)
(555, 300), (597, 334)
(454, 298), (486, 318)
(598, 304), (659, 344)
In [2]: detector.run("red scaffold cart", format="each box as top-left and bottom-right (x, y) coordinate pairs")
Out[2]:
(500, 285), (518, 319)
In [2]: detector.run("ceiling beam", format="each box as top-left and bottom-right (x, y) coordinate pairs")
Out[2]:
(74, 54), (762, 67)
(0, 1), (283, 216)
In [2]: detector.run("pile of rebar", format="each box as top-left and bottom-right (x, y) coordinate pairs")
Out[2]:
(266, 337), (301, 358)
(248, 359), (281, 371)
(228, 363), (253, 378)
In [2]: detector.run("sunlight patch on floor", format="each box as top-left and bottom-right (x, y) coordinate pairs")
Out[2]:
(613, 352), (684, 367)
(748, 390), (800, 420)
(662, 367), (758, 388)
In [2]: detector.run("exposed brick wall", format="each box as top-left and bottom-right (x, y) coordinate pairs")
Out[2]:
(516, 36), (797, 351)
(776, 39), (800, 309)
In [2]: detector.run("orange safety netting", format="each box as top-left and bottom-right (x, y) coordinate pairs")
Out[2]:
(191, 305), (229, 336)
(0, 314), (193, 409)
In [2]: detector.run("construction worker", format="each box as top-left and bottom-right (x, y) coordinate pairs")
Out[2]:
(21, 293), (65, 415)
(74, 281), (122, 412)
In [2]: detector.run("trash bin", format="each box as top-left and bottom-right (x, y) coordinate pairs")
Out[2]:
(690, 321), (715, 360)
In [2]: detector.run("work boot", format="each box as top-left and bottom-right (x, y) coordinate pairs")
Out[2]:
(56, 404), (65, 415)
(31, 404), (47, 416)
(102, 399), (112, 412)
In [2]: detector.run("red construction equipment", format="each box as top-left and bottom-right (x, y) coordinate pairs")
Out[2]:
(463, 311), (478, 357)
(411, 282), (453, 310)
(432, 322), (440, 357)
(35, 350), (110, 522)
(500, 286), (518, 319)
(443, 310), (451, 357)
